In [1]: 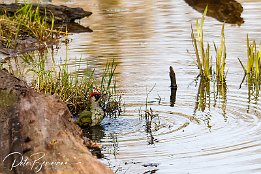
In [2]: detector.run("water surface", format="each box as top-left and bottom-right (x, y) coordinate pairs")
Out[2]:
(4, 0), (261, 173)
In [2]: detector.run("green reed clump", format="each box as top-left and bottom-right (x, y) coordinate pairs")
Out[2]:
(101, 59), (117, 94)
(214, 24), (227, 83)
(191, 6), (211, 80)
(0, 3), (62, 48)
(191, 6), (228, 84)
(4, 50), (118, 116)
(239, 35), (261, 80)
(99, 60), (122, 117)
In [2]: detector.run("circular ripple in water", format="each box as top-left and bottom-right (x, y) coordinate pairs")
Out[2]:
(87, 101), (261, 174)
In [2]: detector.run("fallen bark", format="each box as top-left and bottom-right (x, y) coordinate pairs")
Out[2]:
(0, 69), (113, 174)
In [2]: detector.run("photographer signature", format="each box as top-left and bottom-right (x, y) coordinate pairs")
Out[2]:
(2, 152), (81, 173)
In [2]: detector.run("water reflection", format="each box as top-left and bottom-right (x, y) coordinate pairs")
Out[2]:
(65, 23), (93, 33)
(214, 81), (228, 120)
(241, 75), (260, 112)
(184, 0), (244, 25)
(84, 125), (105, 141)
(144, 108), (160, 145)
(170, 87), (177, 107)
(194, 77), (228, 128)
(194, 78), (211, 113)
(83, 124), (120, 158)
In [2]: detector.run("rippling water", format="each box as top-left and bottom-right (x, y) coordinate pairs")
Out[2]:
(6, 0), (261, 173)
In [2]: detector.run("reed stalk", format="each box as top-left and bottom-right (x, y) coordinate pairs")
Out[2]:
(191, 6), (211, 80)
(214, 24), (226, 83)
(238, 35), (261, 81)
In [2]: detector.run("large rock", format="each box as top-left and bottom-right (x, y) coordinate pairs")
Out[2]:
(0, 69), (113, 174)
(184, 0), (244, 25)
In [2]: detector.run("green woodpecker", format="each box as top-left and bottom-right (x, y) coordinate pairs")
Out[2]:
(77, 91), (105, 127)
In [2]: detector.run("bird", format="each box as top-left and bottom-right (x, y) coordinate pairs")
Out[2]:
(77, 91), (105, 127)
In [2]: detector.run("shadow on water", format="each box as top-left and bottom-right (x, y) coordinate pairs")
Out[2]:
(83, 124), (119, 158)
(184, 0), (244, 25)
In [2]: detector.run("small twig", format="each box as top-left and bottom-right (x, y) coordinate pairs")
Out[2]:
(238, 57), (247, 74)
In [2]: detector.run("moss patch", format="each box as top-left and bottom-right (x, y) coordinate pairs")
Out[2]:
(0, 89), (17, 108)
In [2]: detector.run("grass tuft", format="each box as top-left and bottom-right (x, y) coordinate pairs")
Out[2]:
(238, 35), (261, 80)
(3, 49), (119, 118)
(0, 3), (63, 49)
(191, 6), (228, 84)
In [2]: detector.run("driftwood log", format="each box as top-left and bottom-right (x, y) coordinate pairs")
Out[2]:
(0, 69), (113, 174)
(184, 0), (244, 25)
(0, 3), (92, 23)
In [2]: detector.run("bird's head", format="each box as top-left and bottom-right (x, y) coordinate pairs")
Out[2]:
(89, 91), (101, 101)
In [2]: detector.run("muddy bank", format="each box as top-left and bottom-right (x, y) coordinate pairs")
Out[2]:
(0, 3), (92, 56)
(184, 0), (244, 25)
(0, 69), (113, 174)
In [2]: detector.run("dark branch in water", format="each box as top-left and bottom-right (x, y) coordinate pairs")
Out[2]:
(169, 66), (177, 89)
(169, 66), (177, 107)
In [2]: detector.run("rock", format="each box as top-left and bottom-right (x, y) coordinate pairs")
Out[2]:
(184, 0), (244, 25)
(0, 69), (113, 174)
(0, 3), (92, 23)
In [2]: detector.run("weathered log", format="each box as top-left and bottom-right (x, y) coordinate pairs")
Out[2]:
(184, 0), (244, 25)
(0, 69), (113, 174)
(0, 3), (92, 23)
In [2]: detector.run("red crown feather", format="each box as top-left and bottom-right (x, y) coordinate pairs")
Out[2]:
(89, 91), (101, 98)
